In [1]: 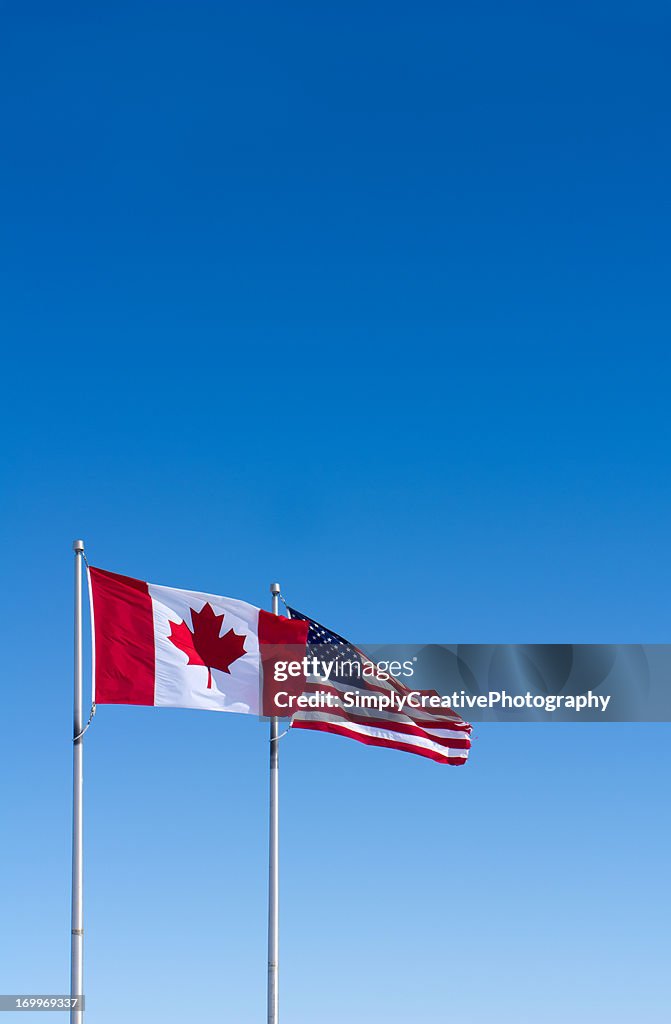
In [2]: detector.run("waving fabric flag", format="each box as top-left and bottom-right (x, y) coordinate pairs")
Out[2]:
(88, 567), (308, 715)
(286, 608), (472, 765)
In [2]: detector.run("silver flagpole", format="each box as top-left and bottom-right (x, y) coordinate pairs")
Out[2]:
(71, 540), (85, 1024)
(268, 582), (281, 1024)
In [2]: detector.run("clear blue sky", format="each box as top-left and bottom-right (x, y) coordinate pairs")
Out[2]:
(1, 2), (670, 1021)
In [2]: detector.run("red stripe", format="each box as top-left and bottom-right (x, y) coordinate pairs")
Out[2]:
(89, 567), (155, 706)
(293, 719), (469, 765)
(297, 700), (472, 749)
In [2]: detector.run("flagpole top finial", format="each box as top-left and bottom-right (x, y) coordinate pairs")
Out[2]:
(270, 582), (281, 595)
(72, 539), (85, 552)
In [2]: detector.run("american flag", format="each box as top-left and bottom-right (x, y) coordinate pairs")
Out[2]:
(286, 608), (472, 766)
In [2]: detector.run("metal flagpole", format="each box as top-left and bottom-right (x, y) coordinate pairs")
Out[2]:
(268, 582), (281, 1024)
(71, 540), (85, 1024)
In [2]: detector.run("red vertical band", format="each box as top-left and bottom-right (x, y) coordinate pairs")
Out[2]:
(89, 566), (155, 706)
(258, 610), (309, 718)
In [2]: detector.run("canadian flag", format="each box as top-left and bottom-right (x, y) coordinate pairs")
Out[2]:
(88, 567), (308, 716)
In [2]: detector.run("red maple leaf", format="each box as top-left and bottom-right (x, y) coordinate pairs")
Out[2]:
(168, 603), (247, 690)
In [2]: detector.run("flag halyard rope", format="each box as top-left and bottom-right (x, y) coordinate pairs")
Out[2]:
(73, 703), (96, 742)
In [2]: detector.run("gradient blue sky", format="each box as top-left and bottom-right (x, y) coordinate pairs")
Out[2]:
(1, 2), (670, 1021)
